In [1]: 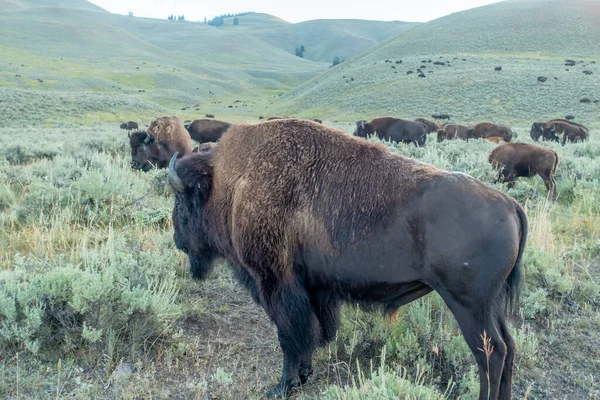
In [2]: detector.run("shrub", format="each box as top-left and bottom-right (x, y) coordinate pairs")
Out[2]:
(0, 234), (182, 361)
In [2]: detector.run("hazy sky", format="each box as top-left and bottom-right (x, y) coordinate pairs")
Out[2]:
(88, 0), (503, 23)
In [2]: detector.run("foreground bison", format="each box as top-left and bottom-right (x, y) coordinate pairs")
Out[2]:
(436, 123), (472, 141)
(129, 116), (191, 171)
(414, 118), (441, 133)
(490, 143), (559, 199)
(466, 122), (513, 142)
(355, 117), (427, 146)
(120, 121), (138, 130)
(185, 119), (231, 143)
(169, 119), (527, 399)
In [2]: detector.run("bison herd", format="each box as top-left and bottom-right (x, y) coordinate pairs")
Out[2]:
(119, 113), (590, 399)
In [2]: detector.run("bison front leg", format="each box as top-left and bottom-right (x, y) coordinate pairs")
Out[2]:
(261, 279), (321, 398)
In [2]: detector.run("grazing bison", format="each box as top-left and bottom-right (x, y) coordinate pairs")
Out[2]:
(436, 124), (472, 142)
(120, 121), (138, 130)
(415, 118), (442, 133)
(544, 121), (588, 145)
(531, 119), (588, 142)
(311, 119), (323, 124)
(355, 117), (427, 146)
(268, 116), (286, 121)
(466, 123), (513, 142)
(168, 119), (527, 399)
(490, 143), (559, 199)
(432, 113), (451, 120)
(129, 116), (191, 172)
(185, 119), (231, 143)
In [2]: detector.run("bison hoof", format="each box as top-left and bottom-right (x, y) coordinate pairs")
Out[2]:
(263, 381), (293, 398)
(299, 366), (313, 385)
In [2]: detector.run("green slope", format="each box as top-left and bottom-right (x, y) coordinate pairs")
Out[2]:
(226, 15), (419, 63)
(0, 4), (326, 126)
(277, 0), (600, 126)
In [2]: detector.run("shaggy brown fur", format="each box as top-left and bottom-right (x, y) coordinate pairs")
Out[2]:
(120, 121), (138, 130)
(129, 116), (191, 171)
(531, 119), (589, 142)
(170, 119), (527, 400)
(436, 124), (472, 141)
(185, 119), (231, 143)
(467, 122), (513, 142)
(545, 121), (589, 145)
(415, 118), (441, 133)
(489, 143), (559, 199)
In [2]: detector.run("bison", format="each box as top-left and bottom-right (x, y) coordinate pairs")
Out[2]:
(355, 117), (427, 146)
(414, 118), (442, 133)
(168, 118), (527, 399)
(466, 123), (513, 142)
(120, 121), (138, 130)
(436, 124), (473, 142)
(490, 143), (559, 199)
(531, 119), (588, 142)
(129, 116), (191, 171)
(185, 119), (231, 144)
(543, 121), (589, 145)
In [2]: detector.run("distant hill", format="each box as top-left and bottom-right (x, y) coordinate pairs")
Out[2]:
(0, 1), (419, 126)
(276, 0), (600, 126)
(228, 15), (419, 63)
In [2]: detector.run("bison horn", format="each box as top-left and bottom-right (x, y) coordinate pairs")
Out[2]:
(168, 152), (185, 193)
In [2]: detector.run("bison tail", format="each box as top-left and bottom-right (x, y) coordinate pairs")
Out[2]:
(553, 151), (560, 174)
(505, 203), (528, 317)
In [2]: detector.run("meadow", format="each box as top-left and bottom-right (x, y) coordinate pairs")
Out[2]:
(1, 0), (600, 398)
(0, 121), (598, 399)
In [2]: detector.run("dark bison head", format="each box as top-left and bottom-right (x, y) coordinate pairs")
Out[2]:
(129, 131), (158, 172)
(541, 124), (561, 142)
(120, 122), (127, 129)
(530, 123), (544, 141)
(354, 120), (373, 137)
(169, 144), (219, 280)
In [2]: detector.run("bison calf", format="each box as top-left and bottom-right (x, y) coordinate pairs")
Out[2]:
(355, 117), (427, 146)
(489, 143), (559, 199)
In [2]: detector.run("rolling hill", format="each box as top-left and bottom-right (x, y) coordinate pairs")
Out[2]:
(0, 1), (419, 126)
(276, 0), (600, 126)
(228, 16), (419, 63)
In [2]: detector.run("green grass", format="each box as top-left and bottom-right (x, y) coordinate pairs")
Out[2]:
(278, 0), (600, 126)
(0, 0), (599, 398)
(0, 123), (598, 399)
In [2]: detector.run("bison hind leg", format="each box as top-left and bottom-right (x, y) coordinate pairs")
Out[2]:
(440, 298), (508, 400)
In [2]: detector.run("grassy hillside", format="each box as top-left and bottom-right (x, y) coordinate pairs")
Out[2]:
(277, 0), (600, 126)
(0, 5), (325, 126)
(0, 4), (418, 127)
(239, 17), (419, 63)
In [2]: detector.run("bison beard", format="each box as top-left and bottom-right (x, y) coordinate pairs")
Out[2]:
(169, 119), (527, 400)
